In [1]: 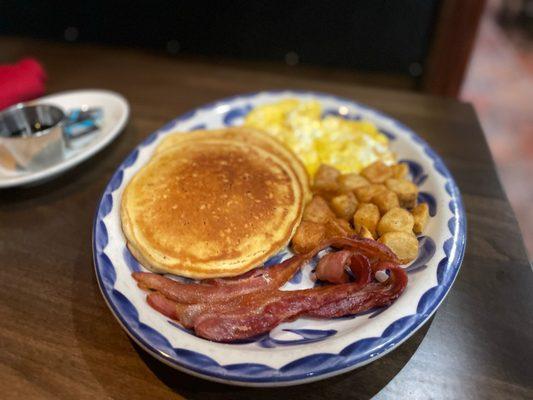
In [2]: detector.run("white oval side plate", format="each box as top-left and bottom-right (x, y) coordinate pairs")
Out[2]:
(0, 89), (129, 188)
(93, 90), (466, 387)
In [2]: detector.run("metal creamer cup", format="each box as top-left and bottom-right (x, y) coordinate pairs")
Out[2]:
(0, 103), (66, 171)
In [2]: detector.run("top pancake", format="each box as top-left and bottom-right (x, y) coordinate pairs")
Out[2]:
(121, 139), (304, 279)
(155, 126), (310, 201)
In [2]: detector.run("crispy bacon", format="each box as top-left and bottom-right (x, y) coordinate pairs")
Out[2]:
(187, 265), (373, 338)
(146, 253), (372, 329)
(315, 250), (352, 283)
(132, 253), (310, 304)
(348, 253), (372, 279)
(325, 236), (400, 267)
(147, 292), (180, 320)
(194, 266), (406, 342)
(307, 263), (407, 318)
(134, 235), (407, 342)
(133, 235), (398, 304)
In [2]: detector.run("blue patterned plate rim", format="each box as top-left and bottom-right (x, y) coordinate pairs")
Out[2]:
(92, 89), (466, 386)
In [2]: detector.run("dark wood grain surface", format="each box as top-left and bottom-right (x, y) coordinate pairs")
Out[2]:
(1, 37), (531, 400)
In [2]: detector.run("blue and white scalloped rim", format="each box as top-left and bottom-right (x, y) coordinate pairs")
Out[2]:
(93, 90), (466, 387)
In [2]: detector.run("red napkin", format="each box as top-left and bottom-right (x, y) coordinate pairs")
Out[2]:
(0, 58), (46, 111)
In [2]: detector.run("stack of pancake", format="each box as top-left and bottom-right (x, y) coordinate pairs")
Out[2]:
(121, 127), (308, 279)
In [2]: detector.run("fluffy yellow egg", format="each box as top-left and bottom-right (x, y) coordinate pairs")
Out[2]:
(244, 99), (395, 176)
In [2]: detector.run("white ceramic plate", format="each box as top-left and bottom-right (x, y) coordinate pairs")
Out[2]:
(93, 90), (466, 387)
(0, 89), (129, 188)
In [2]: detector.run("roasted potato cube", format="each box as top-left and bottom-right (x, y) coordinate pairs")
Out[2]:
(312, 164), (340, 193)
(330, 192), (358, 221)
(338, 173), (369, 193)
(354, 184), (386, 203)
(353, 203), (380, 236)
(385, 178), (418, 209)
(357, 225), (374, 240)
(361, 161), (392, 183)
(325, 218), (353, 238)
(412, 202), (429, 234)
(391, 163), (409, 179)
(303, 196), (336, 224)
(378, 231), (419, 264)
(377, 207), (414, 236)
(372, 190), (400, 215)
(291, 221), (326, 254)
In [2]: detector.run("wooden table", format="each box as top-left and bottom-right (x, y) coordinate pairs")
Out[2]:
(1, 38), (532, 400)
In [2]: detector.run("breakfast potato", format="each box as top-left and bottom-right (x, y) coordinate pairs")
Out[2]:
(325, 218), (353, 238)
(354, 184), (387, 203)
(291, 221), (326, 254)
(391, 163), (409, 179)
(312, 164), (340, 193)
(378, 231), (419, 264)
(372, 190), (400, 215)
(303, 196), (336, 224)
(412, 202), (429, 234)
(361, 161), (392, 184)
(390, 163), (409, 179)
(330, 192), (358, 221)
(353, 203), (380, 237)
(357, 225), (374, 240)
(377, 207), (414, 236)
(337, 173), (370, 193)
(385, 178), (418, 209)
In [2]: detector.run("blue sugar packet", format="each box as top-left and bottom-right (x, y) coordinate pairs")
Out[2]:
(64, 107), (103, 138)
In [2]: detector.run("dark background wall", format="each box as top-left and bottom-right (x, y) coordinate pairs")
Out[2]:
(0, 0), (439, 76)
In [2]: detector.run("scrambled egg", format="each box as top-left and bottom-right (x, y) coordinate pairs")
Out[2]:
(244, 99), (395, 176)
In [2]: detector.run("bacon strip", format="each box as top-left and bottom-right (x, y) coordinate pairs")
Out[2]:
(147, 292), (180, 320)
(325, 236), (400, 267)
(307, 263), (407, 318)
(315, 250), (352, 283)
(147, 253), (372, 329)
(180, 277), (374, 334)
(133, 253), (309, 304)
(133, 236), (398, 305)
(194, 266), (406, 342)
(141, 240), (408, 342)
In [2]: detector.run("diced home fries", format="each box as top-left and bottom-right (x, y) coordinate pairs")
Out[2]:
(291, 161), (429, 264)
(325, 218), (354, 238)
(361, 161), (393, 183)
(338, 173), (369, 193)
(372, 190), (399, 214)
(357, 225), (374, 240)
(378, 231), (419, 264)
(291, 221), (326, 254)
(302, 196), (335, 224)
(385, 178), (418, 209)
(353, 203), (380, 238)
(313, 164), (340, 194)
(377, 207), (414, 236)
(330, 192), (358, 221)
(390, 163), (409, 179)
(354, 184), (387, 203)
(412, 203), (429, 234)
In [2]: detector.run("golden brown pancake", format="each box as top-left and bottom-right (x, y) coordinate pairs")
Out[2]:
(121, 139), (304, 279)
(154, 126), (310, 202)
